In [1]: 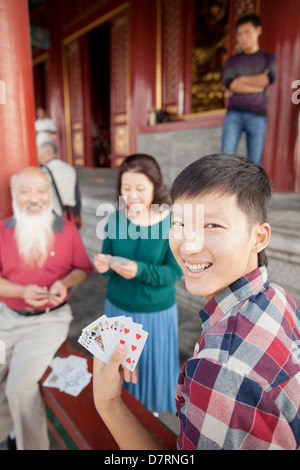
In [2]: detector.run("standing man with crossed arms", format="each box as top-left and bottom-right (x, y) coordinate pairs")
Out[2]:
(221, 13), (277, 166)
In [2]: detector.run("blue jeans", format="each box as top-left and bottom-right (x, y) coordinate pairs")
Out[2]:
(221, 110), (267, 166)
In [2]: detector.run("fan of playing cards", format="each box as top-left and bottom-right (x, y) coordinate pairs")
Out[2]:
(78, 315), (148, 371)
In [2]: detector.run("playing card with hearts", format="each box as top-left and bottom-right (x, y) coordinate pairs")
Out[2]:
(78, 314), (148, 371)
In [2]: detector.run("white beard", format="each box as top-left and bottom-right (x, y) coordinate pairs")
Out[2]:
(13, 200), (55, 270)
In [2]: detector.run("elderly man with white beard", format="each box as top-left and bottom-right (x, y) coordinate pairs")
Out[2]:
(0, 167), (93, 450)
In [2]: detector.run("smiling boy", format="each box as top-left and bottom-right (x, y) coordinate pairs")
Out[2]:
(93, 154), (300, 450)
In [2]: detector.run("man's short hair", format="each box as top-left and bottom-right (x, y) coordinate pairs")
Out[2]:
(235, 13), (261, 30)
(170, 153), (273, 267)
(38, 141), (58, 156)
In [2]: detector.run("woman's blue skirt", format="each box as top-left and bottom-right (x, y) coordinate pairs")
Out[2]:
(104, 299), (179, 414)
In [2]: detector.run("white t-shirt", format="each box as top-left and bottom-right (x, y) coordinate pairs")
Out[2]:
(44, 159), (77, 216)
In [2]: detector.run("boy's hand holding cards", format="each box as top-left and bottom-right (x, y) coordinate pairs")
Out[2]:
(78, 315), (148, 371)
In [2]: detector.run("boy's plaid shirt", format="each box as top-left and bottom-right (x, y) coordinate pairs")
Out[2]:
(176, 267), (300, 450)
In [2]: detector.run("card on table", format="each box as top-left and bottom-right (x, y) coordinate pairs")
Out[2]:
(78, 314), (148, 371)
(43, 355), (92, 397)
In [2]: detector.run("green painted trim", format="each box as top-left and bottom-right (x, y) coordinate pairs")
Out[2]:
(46, 405), (79, 450)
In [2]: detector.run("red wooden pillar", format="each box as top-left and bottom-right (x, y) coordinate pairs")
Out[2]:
(129, 0), (157, 153)
(0, 0), (37, 219)
(260, 0), (300, 191)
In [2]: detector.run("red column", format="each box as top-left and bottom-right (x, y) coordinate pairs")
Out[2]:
(260, 0), (300, 191)
(0, 0), (37, 219)
(129, 0), (156, 155)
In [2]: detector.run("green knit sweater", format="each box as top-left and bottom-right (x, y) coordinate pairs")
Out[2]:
(101, 210), (182, 313)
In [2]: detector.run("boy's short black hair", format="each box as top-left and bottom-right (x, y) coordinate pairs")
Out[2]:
(235, 13), (261, 30)
(170, 153), (273, 267)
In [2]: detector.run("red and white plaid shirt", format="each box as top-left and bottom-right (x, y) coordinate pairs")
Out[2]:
(176, 267), (300, 450)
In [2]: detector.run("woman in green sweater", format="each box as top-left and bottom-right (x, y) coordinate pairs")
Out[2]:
(93, 154), (182, 414)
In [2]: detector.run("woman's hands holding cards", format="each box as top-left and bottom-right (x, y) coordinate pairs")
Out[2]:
(93, 253), (111, 273)
(93, 253), (138, 279)
(110, 260), (137, 279)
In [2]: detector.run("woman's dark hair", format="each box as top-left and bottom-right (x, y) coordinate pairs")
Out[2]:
(117, 154), (169, 206)
(170, 153), (273, 267)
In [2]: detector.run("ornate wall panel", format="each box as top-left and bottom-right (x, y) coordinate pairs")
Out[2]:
(110, 11), (130, 167)
(161, 0), (185, 115)
(64, 39), (85, 166)
(231, 0), (259, 22)
(60, 0), (110, 30)
(161, 0), (180, 110)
